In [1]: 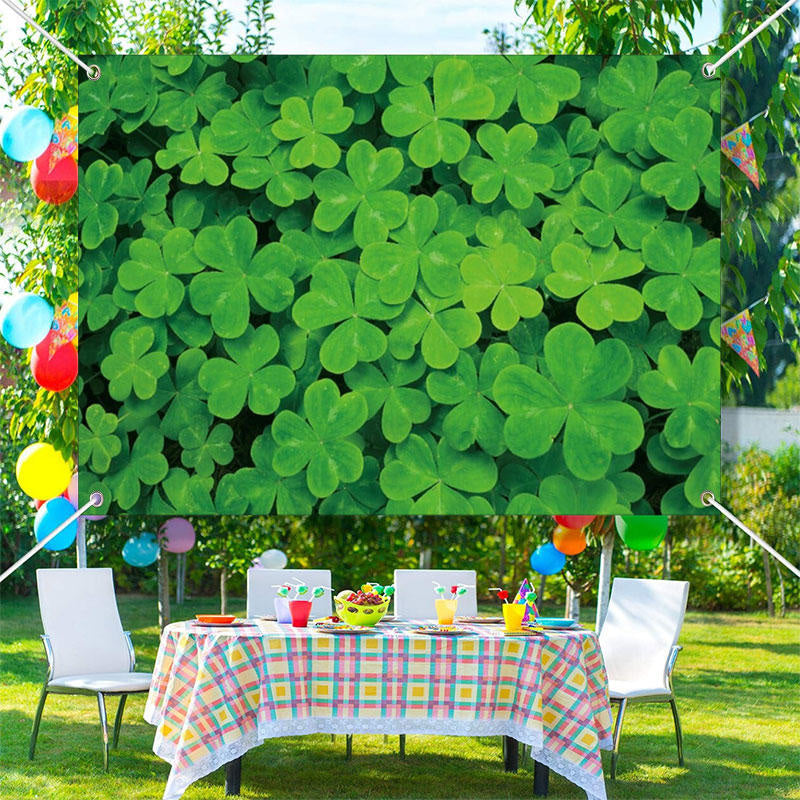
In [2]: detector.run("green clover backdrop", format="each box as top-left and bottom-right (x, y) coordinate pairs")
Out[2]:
(78, 54), (721, 516)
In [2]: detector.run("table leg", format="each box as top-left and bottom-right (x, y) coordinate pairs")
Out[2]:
(225, 756), (242, 796)
(533, 761), (549, 796)
(503, 736), (519, 773)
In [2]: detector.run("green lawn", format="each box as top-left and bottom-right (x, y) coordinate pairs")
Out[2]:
(1, 595), (798, 800)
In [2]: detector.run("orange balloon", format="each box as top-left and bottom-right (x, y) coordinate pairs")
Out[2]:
(552, 525), (587, 555)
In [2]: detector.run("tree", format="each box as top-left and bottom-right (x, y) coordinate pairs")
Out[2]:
(767, 362), (800, 408)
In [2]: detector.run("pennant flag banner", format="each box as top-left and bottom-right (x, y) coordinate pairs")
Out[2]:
(513, 578), (538, 623)
(721, 309), (760, 375)
(48, 106), (78, 171)
(721, 121), (760, 189)
(48, 292), (78, 357)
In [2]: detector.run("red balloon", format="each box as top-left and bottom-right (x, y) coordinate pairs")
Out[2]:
(30, 330), (77, 391)
(553, 515), (596, 530)
(30, 144), (78, 205)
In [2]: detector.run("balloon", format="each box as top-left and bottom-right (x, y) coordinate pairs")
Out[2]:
(159, 517), (195, 553)
(553, 515), (596, 529)
(34, 497), (78, 551)
(552, 525), (587, 555)
(16, 443), (72, 500)
(529, 543), (566, 575)
(122, 532), (159, 567)
(30, 331), (77, 391)
(30, 144), (78, 205)
(66, 473), (78, 507)
(0, 293), (54, 349)
(259, 548), (287, 569)
(0, 105), (53, 161)
(615, 515), (669, 551)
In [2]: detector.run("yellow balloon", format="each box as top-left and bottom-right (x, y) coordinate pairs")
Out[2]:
(16, 443), (72, 500)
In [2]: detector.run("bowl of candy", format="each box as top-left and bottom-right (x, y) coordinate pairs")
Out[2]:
(334, 583), (394, 626)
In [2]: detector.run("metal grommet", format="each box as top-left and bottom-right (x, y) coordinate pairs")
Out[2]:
(86, 63), (101, 81)
(701, 62), (716, 79)
(700, 491), (715, 506)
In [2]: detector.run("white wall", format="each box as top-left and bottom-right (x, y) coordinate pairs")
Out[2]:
(722, 406), (800, 454)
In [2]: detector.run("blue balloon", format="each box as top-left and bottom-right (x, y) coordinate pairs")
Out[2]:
(122, 532), (159, 567)
(529, 543), (567, 575)
(0, 293), (54, 348)
(0, 105), (54, 162)
(34, 497), (78, 552)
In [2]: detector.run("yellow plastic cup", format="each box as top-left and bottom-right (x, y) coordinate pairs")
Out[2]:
(503, 603), (526, 632)
(435, 598), (458, 625)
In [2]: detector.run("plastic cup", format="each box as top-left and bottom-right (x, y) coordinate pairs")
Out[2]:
(503, 603), (526, 632)
(274, 596), (292, 623)
(289, 599), (312, 627)
(435, 598), (458, 625)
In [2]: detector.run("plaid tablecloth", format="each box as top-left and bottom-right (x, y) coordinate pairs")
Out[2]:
(145, 620), (612, 800)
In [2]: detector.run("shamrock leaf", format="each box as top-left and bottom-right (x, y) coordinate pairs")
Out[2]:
(179, 423), (234, 477)
(506, 473), (623, 515)
(117, 228), (202, 318)
(292, 261), (400, 373)
(426, 344), (519, 456)
(198, 324), (295, 418)
(331, 55), (387, 93)
(272, 86), (354, 168)
(155, 128), (229, 186)
(313, 139), (408, 247)
(461, 242), (543, 331)
(190, 216), (295, 338)
(79, 161), (123, 250)
(641, 222), (720, 330)
(638, 345), (720, 452)
(318, 456), (385, 514)
(272, 379), (369, 498)
(641, 107), (719, 210)
(382, 57), (494, 168)
(572, 165), (664, 248)
(232, 145), (313, 207)
(360, 194), (467, 304)
(160, 348), (212, 440)
(106, 427), (169, 510)
(493, 322), (643, 480)
(209, 90), (279, 156)
(472, 56), (580, 123)
(113, 159), (171, 225)
(545, 241), (644, 330)
(100, 327), (169, 401)
(148, 468), (216, 514)
(528, 120), (596, 192)
(609, 311), (681, 390)
(458, 122), (554, 209)
(344, 354), (431, 443)
(379, 434), (497, 513)
(78, 404), (122, 472)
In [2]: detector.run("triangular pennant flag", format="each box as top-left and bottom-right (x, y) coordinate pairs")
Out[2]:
(513, 578), (538, 622)
(48, 292), (78, 357)
(721, 308), (760, 376)
(48, 106), (78, 171)
(721, 121), (760, 189)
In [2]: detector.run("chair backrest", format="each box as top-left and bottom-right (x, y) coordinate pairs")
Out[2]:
(598, 578), (689, 690)
(36, 568), (132, 679)
(246, 569), (332, 619)
(393, 569), (478, 620)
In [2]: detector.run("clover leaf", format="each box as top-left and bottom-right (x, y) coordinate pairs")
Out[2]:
(641, 222), (720, 330)
(331, 55), (387, 93)
(545, 241), (644, 330)
(79, 161), (123, 250)
(461, 242), (543, 331)
(313, 139), (408, 247)
(179, 423), (234, 477)
(505, 474), (623, 515)
(155, 128), (229, 186)
(190, 216), (295, 338)
(232, 145), (313, 207)
(458, 122), (554, 209)
(114, 159), (171, 225)
(209, 90), (279, 156)
(148, 468), (216, 514)
(272, 86), (354, 168)
(318, 456), (385, 514)
(638, 345), (720, 452)
(100, 327), (169, 401)
(78, 404), (122, 472)
(160, 348), (212, 440)
(493, 322), (643, 480)
(528, 120), (596, 192)
(379, 434), (497, 513)
(272, 379), (369, 498)
(106, 427), (169, 510)
(610, 311), (681, 390)
(360, 194), (467, 304)
(382, 57), (494, 168)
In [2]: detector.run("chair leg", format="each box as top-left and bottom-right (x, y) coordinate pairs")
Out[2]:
(97, 692), (110, 771)
(669, 697), (684, 766)
(112, 694), (127, 749)
(345, 734), (353, 760)
(399, 734), (405, 759)
(29, 685), (48, 760)
(610, 698), (627, 780)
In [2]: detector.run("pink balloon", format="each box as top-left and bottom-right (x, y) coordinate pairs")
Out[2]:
(66, 473), (78, 507)
(159, 517), (195, 553)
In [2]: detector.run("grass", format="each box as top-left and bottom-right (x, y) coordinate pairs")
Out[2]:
(1, 595), (798, 800)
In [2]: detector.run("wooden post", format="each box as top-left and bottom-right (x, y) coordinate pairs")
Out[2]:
(158, 548), (170, 630)
(220, 566), (228, 614)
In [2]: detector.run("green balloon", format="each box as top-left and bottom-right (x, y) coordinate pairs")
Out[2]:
(615, 515), (668, 551)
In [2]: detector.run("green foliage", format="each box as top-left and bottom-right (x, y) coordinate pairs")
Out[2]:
(78, 54), (721, 515)
(766, 362), (800, 409)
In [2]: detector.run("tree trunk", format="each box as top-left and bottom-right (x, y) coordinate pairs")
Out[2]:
(76, 517), (87, 568)
(564, 585), (572, 618)
(777, 565), (786, 618)
(763, 549), (774, 617)
(569, 589), (581, 621)
(220, 566), (228, 614)
(595, 530), (615, 632)
(419, 548), (432, 570)
(662, 529), (672, 579)
(157, 549), (170, 631)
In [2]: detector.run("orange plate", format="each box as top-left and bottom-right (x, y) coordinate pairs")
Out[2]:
(195, 614), (236, 624)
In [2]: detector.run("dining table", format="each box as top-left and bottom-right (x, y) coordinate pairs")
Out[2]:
(145, 618), (613, 800)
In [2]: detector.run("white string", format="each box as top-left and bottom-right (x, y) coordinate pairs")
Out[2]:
(721, 107), (769, 138)
(701, 492), (800, 579)
(703, 0), (799, 77)
(0, 0), (100, 79)
(721, 294), (769, 326)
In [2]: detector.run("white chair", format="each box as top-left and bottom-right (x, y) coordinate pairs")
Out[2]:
(31, 568), (152, 770)
(598, 577), (689, 778)
(246, 568), (332, 619)
(393, 569), (478, 620)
